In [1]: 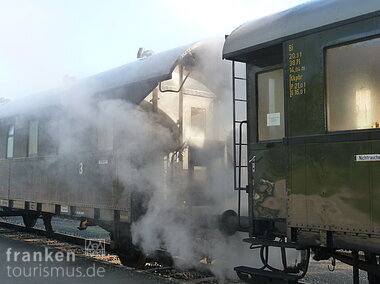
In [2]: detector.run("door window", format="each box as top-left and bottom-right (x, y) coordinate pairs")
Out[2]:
(257, 69), (285, 141)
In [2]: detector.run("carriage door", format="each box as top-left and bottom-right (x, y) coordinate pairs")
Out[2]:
(248, 64), (288, 232)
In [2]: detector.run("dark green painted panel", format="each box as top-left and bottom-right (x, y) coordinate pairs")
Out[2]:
(286, 37), (325, 136)
(288, 144), (306, 226)
(251, 144), (287, 219)
(306, 142), (371, 232)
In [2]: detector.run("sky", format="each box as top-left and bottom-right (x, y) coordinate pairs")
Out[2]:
(0, 0), (309, 100)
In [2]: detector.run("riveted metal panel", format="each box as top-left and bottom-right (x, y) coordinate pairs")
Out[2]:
(306, 142), (371, 232)
(10, 156), (60, 203)
(64, 154), (116, 208)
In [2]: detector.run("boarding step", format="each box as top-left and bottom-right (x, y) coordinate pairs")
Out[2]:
(234, 266), (302, 284)
(243, 238), (299, 249)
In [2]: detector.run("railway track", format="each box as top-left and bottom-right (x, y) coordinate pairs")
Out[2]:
(0, 219), (371, 283)
(0, 219), (112, 250)
(0, 219), (219, 283)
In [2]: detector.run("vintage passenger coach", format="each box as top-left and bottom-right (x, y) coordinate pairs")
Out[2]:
(0, 39), (231, 267)
(2, 0), (380, 282)
(222, 0), (380, 282)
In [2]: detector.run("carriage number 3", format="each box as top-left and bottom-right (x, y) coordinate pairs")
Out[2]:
(79, 162), (84, 175)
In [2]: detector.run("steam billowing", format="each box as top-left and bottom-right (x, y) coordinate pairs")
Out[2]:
(53, 38), (254, 280)
(2, 38), (258, 280)
(113, 39), (257, 280)
(125, 39), (256, 279)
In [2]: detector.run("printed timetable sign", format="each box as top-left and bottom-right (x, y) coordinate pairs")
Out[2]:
(267, 113), (281, 126)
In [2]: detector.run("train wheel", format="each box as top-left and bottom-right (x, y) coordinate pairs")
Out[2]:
(148, 250), (174, 267)
(118, 248), (146, 268)
(22, 215), (38, 228)
(111, 224), (146, 268)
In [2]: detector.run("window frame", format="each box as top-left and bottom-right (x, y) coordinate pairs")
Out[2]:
(6, 125), (14, 159)
(28, 120), (39, 157)
(97, 116), (114, 152)
(325, 35), (380, 134)
(255, 66), (286, 143)
(190, 107), (207, 138)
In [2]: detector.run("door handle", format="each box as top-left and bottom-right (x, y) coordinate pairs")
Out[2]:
(249, 155), (262, 173)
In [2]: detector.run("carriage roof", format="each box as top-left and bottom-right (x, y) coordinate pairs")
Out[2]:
(0, 43), (194, 119)
(223, 0), (380, 61)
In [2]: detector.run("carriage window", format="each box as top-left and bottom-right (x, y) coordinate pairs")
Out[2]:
(28, 120), (38, 157)
(38, 120), (59, 156)
(97, 118), (113, 151)
(191, 107), (206, 138)
(327, 38), (380, 131)
(257, 69), (284, 141)
(6, 125), (14, 158)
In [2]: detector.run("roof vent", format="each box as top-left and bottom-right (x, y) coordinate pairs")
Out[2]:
(137, 48), (154, 59)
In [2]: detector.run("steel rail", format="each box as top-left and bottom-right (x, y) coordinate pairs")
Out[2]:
(0, 220), (112, 251)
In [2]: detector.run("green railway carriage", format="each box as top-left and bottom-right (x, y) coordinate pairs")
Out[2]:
(223, 0), (380, 282)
